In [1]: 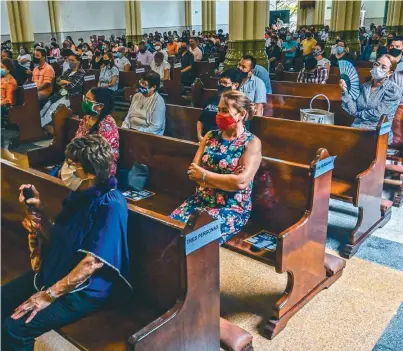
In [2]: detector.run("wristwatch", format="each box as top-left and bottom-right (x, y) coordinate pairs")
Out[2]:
(45, 287), (57, 301)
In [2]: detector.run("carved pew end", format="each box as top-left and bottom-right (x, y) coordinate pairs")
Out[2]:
(220, 318), (253, 351)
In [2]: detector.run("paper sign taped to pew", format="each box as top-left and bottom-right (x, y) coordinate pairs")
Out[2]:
(136, 68), (145, 73)
(245, 231), (277, 251)
(185, 219), (221, 255)
(49, 59), (57, 63)
(314, 156), (336, 178)
(174, 63), (182, 69)
(84, 75), (96, 81)
(208, 58), (216, 63)
(379, 121), (392, 136)
(123, 189), (154, 201)
(23, 83), (37, 90)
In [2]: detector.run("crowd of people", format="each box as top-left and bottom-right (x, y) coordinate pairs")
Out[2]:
(1, 20), (403, 348)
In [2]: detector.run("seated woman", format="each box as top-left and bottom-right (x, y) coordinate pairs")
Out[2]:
(50, 42), (61, 58)
(329, 40), (355, 67)
(91, 47), (104, 69)
(297, 56), (329, 84)
(122, 71), (166, 135)
(75, 87), (119, 176)
(98, 52), (119, 91)
(40, 53), (85, 128)
(1, 58), (17, 116)
(313, 42), (330, 72)
(340, 54), (402, 144)
(1, 135), (131, 350)
(197, 68), (243, 142)
(150, 52), (170, 86)
(360, 32), (388, 62)
(170, 90), (262, 244)
(17, 47), (31, 70)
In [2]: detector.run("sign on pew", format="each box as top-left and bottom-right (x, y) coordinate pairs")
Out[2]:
(23, 83), (37, 90)
(313, 156), (336, 178)
(379, 121), (392, 135)
(185, 219), (221, 255)
(84, 75), (96, 81)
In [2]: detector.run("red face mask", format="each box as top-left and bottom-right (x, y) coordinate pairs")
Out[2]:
(216, 112), (237, 131)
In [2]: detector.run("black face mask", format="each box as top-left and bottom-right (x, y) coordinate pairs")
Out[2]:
(218, 84), (232, 94)
(390, 48), (402, 58)
(371, 39), (380, 45)
(139, 48), (146, 53)
(103, 60), (110, 66)
(95, 51), (101, 57)
(306, 34), (312, 38)
(237, 68), (248, 79)
(33, 57), (40, 64)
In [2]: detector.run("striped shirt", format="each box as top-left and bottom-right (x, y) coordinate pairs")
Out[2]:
(342, 79), (402, 144)
(297, 66), (329, 84)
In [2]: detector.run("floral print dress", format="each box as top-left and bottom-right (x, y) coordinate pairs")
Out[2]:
(170, 130), (255, 244)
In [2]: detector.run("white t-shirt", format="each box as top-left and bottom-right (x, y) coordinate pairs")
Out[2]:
(153, 49), (168, 62)
(189, 46), (203, 61)
(17, 54), (31, 69)
(81, 50), (93, 60)
(150, 60), (171, 81)
(115, 56), (131, 71)
(317, 57), (330, 69)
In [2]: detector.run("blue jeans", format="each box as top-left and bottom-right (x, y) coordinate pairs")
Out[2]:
(2, 272), (104, 351)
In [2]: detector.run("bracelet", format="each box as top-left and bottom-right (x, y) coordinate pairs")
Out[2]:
(45, 287), (57, 301)
(202, 171), (207, 185)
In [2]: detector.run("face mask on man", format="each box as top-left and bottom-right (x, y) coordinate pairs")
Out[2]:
(217, 84), (232, 94)
(116, 52), (123, 58)
(138, 86), (149, 95)
(336, 46), (345, 55)
(216, 112), (238, 131)
(0, 68), (6, 77)
(371, 66), (388, 80)
(20, 49), (26, 55)
(95, 51), (101, 57)
(139, 48), (146, 53)
(155, 45), (161, 51)
(33, 57), (41, 64)
(390, 48), (402, 58)
(371, 39), (380, 45)
(237, 68), (249, 80)
(69, 62), (77, 69)
(286, 36), (291, 41)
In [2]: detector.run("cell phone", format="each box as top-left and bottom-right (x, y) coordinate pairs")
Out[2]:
(23, 186), (34, 204)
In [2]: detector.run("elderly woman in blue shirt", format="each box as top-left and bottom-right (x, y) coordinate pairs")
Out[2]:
(340, 54), (402, 144)
(2, 135), (131, 350)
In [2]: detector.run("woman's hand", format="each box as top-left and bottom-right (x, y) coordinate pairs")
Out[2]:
(187, 163), (204, 181)
(11, 291), (53, 323)
(339, 79), (347, 92)
(19, 184), (41, 208)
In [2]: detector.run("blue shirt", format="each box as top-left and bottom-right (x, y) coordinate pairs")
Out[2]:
(282, 41), (297, 58)
(253, 65), (272, 94)
(239, 74), (267, 104)
(36, 178), (131, 299)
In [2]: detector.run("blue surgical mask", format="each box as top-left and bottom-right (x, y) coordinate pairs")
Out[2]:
(138, 86), (149, 95)
(116, 52), (123, 58)
(286, 36), (291, 41)
(336, 46), (345, 54)
(0, 68), (6, 77)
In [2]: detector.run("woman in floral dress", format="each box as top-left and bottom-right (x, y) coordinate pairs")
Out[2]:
(170, 90), (262, 244)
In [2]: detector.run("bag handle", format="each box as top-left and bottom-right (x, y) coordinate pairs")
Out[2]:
(310, 94), (331, 112)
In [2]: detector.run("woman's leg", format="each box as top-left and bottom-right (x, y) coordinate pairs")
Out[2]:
(169, 197), (200, 223)
(2, 291), (104, 351)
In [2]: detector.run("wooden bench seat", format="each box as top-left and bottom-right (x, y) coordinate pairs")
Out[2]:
(25, 114), (345, 339)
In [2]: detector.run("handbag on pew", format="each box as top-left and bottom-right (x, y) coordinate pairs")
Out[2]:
(119, 163), (149, 192)
(300, 94), (335, 125)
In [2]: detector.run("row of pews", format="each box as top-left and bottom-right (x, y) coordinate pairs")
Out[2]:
(2, 62), (402, 349)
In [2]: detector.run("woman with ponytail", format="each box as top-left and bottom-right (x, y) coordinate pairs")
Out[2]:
(75, 87), (119, 175)
(170, 90), (262, 244)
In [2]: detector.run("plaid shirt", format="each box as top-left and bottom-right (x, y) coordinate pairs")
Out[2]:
(297, 66), (329, 84)
(56, 68), (85, 97)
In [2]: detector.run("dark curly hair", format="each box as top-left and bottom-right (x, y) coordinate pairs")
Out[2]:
(65, 135), (113, 183)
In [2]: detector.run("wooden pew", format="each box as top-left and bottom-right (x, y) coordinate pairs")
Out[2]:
(119, 69), (149, 89)
(1, 160), (234, 351)
(27, 117), (345, 339)
(249, 116), (392, 257)
(7, 83), (46, 142)
(165, 104), (200, 142)
(162, 63), (184, 105)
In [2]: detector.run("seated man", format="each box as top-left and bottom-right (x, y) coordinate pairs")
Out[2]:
(150, 52), (170, 86)
(197, 68), (243, 141)
(1, 50), (31, 86)
(252, 64), (272, 94)
(301, 31), (317, 56)
(40, 53), (85, 128)
(137, 41), (154, 66)
(115, 46), (131, 72)
(237, 55), (267, 116)
(266, 35), (281, 72)
(153, 41), (168, 61)
(282, 34), (298, 71)
(297, 55), (329, 84)
(122, 71), (166, 135)
(32, 48), (55, 102)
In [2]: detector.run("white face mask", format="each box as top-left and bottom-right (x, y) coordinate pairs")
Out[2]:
(371, 66), (388, 80)
(60, 162), (92, 191)
(155, 46), (161, 51)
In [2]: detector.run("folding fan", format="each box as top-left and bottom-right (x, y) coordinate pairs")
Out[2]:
(339, 60), (360, 101)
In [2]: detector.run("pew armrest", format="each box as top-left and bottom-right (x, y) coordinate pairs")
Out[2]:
(220, 318), (253, 351)
(324, 253), (346, 277)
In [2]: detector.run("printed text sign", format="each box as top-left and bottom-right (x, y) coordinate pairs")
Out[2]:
(185, 220), (221, 255)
